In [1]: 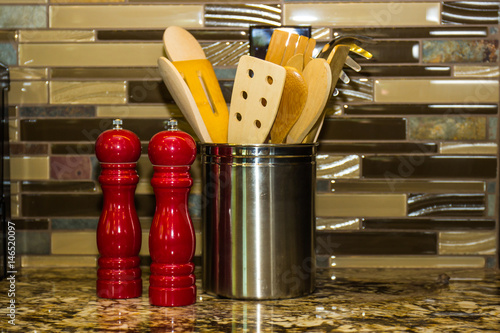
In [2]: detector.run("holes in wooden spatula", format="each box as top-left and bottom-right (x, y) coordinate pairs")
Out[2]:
(260, 98), (267, 107)
(254, 120), (261, 128)
(242, 91), (248, 99)
(235, 113), (242, 121)
(248, 69), (254, 78)
(266, 76), (273, 85)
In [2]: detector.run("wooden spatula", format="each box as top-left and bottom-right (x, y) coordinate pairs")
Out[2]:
(227, 56), (286, 144)
(286, 58), (332, 144)
(157, 57), (212, 143)
(163, 26), (206, 61)
(172, 59), (229, 143)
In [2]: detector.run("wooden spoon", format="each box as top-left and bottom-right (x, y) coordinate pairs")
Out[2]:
(269, 66), (307, 143)
(157, 57), (211, 143)
(163, 26), (205, 61)
(286, 58), (332, 144)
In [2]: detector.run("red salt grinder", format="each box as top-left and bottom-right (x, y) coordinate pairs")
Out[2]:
(95, 119), (142, 299)
(148, 119), (197, 307)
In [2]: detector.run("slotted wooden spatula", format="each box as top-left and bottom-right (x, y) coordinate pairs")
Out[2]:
(227, 56), (286, 144)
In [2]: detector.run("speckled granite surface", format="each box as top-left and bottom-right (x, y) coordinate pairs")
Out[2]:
(1, 268), (499, 332)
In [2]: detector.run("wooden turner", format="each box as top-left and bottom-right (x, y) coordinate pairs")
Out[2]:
(157, 57), (211, 143)
(163, 26), (206, 61)
(172, 59), (229, 143)
(227, 56), (286, 144)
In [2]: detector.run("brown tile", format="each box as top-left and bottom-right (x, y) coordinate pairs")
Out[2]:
(97, 29), (249, 41)
(343, 104), (498, 115)
(9, 143), (48, 155)
(0, 30), (17, 42)
(329, 27), (490, 39)
(128, 80), (173, 104)
(51, 67), (160, 80)
(408, 193), (485, 217)
(21, 181), (97, 193)
(363, 218), (496, 231)
(96, 105), (182, 119)
(330, 180), (485, 194)
(316, 231), (437, 255)
(19, 105), (95, 118)
(329, 255), (485, 268)
(50, 156), (92, 180)
(12, 219), (49, 230)
(51, 143), (95, 155)
(409, 117), (486, 140)
(317, 118), (406, 141)
(362, 156), (497, 179)
(347, 65), (451, 78)
(318, 142), (438, 154)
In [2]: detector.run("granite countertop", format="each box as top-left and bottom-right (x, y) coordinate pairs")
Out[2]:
(1, 267), (499, 332)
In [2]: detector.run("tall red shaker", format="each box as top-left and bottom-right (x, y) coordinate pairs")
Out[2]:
(148, 119), (197, 307)
(95, 119), (142, 299)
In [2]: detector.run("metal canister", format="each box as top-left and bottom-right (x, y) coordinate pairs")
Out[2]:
(201, 144), (317, 299)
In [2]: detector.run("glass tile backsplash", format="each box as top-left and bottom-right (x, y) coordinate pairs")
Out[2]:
(1, 0), (499, 269)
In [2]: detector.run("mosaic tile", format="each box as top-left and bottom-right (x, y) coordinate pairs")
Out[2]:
(0, 30), (16, 41)
(487, 181), (496, 194)
(343, 104), (498, 115)
(19, 43), (163, 67)
(13, 219), (49, 230)
(350, 41), (419, 64)
(51, 143), (95, 155)
(316, 193), (407, 217)
(346, 65), (451, 78)
(408, 193), (485, 217)
(0, 5), (47, 29)
(488, 117), (497, 139)
(52, 67), (160, 80)
(205, 4), (281, 27)
(50, 156), (92, 180)
(202, 41), (250, 66)
(9, 119), (19, 141)
(9, 143), (48, 155)
(363, 218), (496, 231)
(0, 0), (47, 3)
(19, 29), (95, 42)
(52, 231), (98, 255)
(50, 81), (127, 105)
(10, 156), (49, 180)
(52, 218), (98, 230)
(128, 80), (173, 104)
(423, 40), (498, 63)
(317, 118), (406, 141)
(316, 217), (360, 231)
(374, 79), (499, 103)
(442, 1), (500, 25)
(316, 231), (436, 255)
(487, 194), (495, 217)
(329, 255), (485, 268)
(8, 81), (48, 105)
(50, 5), (203, 29)
(316, 154), (360, 179)
(51, 0), (124, 3)
(284, 3), (440, 26)
(0, 42), (16, 65)
(330, 180), (485, 194)
(16, 231), (50, 255)
(9, 67), (48, 80)
(439, 231), (496, 255)
(408, 116), (486, 140)
(318, 142), (438, 154)
(454, 65), (499, 78)
(363, 156), (497, 179)
(21, 181), (97, 193)
(334, 78), (373, 103)
(440, 142), (497, 155)
(21, 255), (97, 268)
(20, 105), (95, 118)
(329, 26), (490, 39)
(10, 194), (19, 218)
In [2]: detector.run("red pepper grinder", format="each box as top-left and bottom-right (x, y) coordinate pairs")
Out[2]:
(95, 119), (142, 299)
(148, 119), (197, 307)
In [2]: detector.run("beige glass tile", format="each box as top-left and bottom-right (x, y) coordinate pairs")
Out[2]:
(312, 28), (330, 41)
(136, 181), (153, 195)
(375, 79), (499, 103)
(316, 193), (407, 217)
(440, 142), (497, 154)
(439, 231), (496, 255)
(8, 81), (48, 105)
(20, 43), (163, 67)
(316, 154), (360, 179)
(316, 218), (360, 231)
(454, 65), (499, 78)
(331, 180), (485, 193)
(0, 30), (16, 42)
(284, 3), (440, 27)
(9, 119), (19, 141)
(97, 105), (182, 118)
(52, 0), (124, 3)
(19, 29), (95, 42)
(21, 255), (97, 268)
(11, 194), (19, 218)
(50, 81), (126, 104)
(10, 156), (49, 180)
(9, 67), (47, 80)
(52, 231), (98, 254)
(50, 5), (203, 29)
(330, 255), (485, 268)
(0, 0), (46, 3)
